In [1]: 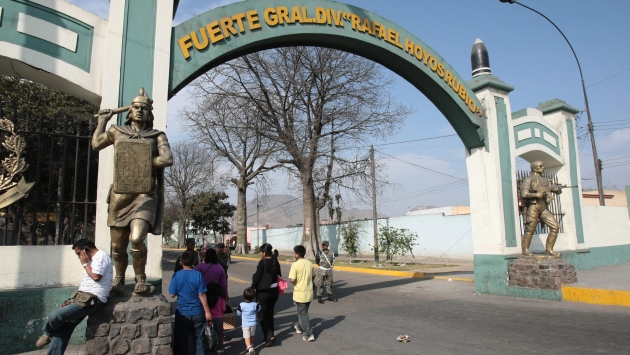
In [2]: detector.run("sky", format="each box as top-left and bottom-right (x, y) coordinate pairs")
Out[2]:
(68, 0), (630, 217)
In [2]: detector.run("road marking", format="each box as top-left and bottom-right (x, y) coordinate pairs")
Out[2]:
(229, 277), (249, 284)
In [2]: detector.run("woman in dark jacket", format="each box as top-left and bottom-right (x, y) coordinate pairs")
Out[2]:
(251, 243), (282, 346)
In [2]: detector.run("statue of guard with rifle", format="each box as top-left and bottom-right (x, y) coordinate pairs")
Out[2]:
(520, 160), (576, 257)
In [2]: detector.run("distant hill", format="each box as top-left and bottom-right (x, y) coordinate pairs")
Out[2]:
(245, 194), (387, 228)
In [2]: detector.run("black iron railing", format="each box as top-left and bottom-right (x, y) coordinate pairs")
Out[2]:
(0, 105), (98, 245)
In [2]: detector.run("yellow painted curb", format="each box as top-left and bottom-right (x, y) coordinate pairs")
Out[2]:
(562, 285), (630, 307)
(230, 255), (476, 282)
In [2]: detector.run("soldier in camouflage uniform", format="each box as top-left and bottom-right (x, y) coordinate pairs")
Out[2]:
(315, 241), (337, 303)
(216, 243), (229, 277)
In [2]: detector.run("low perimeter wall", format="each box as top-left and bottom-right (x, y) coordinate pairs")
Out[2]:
(252, 213), (474, 261)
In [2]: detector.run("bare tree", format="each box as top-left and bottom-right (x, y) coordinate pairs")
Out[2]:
(182, 91), (282, 254)
(202, 47), (410, 258)
(164, 142), (219, 248)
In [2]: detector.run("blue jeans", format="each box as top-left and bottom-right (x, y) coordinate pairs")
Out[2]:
(174, 311), (206, 355)
(43, 301), (105, 355)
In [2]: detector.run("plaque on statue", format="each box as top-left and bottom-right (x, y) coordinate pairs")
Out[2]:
(114, 138), (153, 194)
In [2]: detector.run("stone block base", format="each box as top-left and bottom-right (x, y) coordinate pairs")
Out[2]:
(508, 256), (577, 290)
(86, 286), (173, 355)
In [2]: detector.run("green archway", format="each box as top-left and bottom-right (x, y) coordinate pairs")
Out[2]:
(169, 0), (486, 151)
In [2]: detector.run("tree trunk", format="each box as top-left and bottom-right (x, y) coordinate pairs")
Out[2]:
(235, 179), (249, 254)
(177, 216), (186, 248)
(300, 173), (318, 260)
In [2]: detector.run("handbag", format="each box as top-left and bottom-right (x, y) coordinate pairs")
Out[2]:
(70, 291), (98, 308)
(277, 276), (288, 295)
(223, 300), (235, 330)
(204, 322), (218, 353)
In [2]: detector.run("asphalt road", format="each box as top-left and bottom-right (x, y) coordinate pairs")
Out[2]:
(162, 250), (630, 355)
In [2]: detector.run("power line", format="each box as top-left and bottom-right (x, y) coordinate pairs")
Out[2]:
(377, 150), (468, 182)
(247, 196), (301, 218)
(586, 67), (630, 88)
(360, 134), (458, 148)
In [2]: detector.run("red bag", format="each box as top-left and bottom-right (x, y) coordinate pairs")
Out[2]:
(277, 276), (288, 295)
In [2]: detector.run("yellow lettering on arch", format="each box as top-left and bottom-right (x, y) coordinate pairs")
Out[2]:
(277, 6), (290, 24)
(191, 27), (209, 50)
(232, 13), (246, 32)
(264, 8), (279, 26)
(362, 18), (373, 35)
(246, 10), (261, 30)
(378, 24), (387, 39)
(206, 21), (223, 43)
(315, 7), (327, 24)
(291, 6), (302, 23)
(178, 34), (193, 59)
(437, 63), (445, 78)
(220, 17), (238, 38)
(351, 14), (361, 30)
(414, 45), (423, 61)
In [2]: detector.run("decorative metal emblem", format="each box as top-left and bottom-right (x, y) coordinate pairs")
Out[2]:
(0, 118), (34, 210)
(113, 138), (153, 194)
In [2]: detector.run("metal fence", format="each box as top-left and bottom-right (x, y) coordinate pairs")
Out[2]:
(516, 170), (564, 235)
(0, 105), (98, 245)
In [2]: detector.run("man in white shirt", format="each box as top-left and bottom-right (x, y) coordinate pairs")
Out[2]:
(35, 239), (113, 355)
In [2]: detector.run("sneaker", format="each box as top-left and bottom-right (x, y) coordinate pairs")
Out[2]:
(36, 334), (51, 347)
(303, 334), (316, 342)
(294, 323), (303, 334)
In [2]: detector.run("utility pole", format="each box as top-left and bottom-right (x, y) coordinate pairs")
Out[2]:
(500, 0), (605, 205)
(371, 145), (379, 262)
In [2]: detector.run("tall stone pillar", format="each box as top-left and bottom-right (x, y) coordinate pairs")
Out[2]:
(96, 0), (175, 280)
(466, 74), (517, 295)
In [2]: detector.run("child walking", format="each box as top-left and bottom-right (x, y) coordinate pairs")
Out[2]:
(206, 282), (226, 354)
(236, 287), (261, 354)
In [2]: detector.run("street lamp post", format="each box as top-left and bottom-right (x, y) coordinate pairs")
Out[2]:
(500, 0), (605, 206)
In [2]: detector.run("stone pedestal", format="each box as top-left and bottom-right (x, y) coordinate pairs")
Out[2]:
(508, 256), (578, 290)
(86, 287), (173, 355)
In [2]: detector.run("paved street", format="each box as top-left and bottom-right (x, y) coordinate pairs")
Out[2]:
(162, 250), (630, 355)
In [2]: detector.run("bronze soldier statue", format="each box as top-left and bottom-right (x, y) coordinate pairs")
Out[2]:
(520, 160), (563, 257)
(91, 88), (173, 293)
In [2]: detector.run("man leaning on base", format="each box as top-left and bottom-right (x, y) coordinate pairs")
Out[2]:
(289, 245), (316, 342)
(36, 239), (113, 355)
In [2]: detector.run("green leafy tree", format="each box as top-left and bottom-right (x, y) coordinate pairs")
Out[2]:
(340, 219), (360, 261)
(377, 225), (418, 261)
(187, 191), (236, 243)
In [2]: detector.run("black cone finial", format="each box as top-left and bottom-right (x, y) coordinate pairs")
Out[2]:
(471, 38), (491, 77)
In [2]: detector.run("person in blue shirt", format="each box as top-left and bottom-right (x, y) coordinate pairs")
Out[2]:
(236, 287), (261, 354)
(169, 251), (212, 355)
